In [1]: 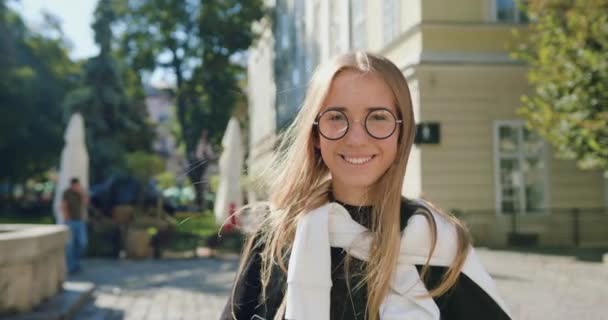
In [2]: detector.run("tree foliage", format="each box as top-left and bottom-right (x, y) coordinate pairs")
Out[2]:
(116, 0), (264, 147)
(0, 1), (80, 182)
(515, 0), (608, 173)
(114, 0), (265, 205)
(63, 0), (155, 183)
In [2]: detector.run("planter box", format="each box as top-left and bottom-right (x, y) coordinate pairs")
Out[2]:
(126, 228), (151, 259)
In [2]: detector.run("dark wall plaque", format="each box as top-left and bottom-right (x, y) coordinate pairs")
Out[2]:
(415, 122), (440, 144)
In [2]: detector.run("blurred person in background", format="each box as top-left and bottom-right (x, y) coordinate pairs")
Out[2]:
(62, 177), (88, 274)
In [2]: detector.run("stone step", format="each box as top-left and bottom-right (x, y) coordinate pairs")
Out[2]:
(70, 299), (117, 320)
(4, 281), (95, 320)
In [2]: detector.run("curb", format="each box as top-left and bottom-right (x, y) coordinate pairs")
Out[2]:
(4, 281), (96, 320)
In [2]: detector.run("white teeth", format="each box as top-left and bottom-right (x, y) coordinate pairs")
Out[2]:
(343, 156), (373, 165)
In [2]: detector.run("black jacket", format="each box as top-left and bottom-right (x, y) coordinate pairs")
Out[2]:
(220, 198), (511, 320)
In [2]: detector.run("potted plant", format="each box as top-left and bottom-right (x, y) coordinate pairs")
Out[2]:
(124, 151), (166, 258)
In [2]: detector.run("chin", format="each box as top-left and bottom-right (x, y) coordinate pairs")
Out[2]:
(336, 176), (379, 190)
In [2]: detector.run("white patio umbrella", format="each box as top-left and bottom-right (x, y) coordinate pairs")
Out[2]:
(53, 113), (89, 224)
(214, 117), (243, 227)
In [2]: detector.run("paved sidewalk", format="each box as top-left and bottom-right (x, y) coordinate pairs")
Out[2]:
(71, 257), (238, 319)
(71, 249), (608, 319)
(478, 248), (608, 320)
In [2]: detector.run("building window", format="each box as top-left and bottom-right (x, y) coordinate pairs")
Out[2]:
(495, 121), (547, 215)
(279, 13), (289, 49)
(494, 0), (528, 23)
(310, 1), (321, 68)
(349, 0), (366, 49)
(329, 0), (342, 56)
(383, 0), (399, 45)
(292, 68), (300, 85)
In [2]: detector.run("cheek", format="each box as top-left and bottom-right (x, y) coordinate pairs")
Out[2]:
(318, 139), (336, 163)
(380, 137), (399, 162)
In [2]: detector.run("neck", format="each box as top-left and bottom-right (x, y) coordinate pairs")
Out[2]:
(331, 181), (371, 206)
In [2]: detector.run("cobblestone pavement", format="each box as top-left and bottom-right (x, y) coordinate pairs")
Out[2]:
(71, 257), (239, 319)
(71, 249), (608, 320)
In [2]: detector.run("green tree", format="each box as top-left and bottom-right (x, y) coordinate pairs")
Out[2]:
(0, 2), (80, 184)
(515, 0), (608, 173)
(63, 0), (155, 183)
(115, 0), (265, 206)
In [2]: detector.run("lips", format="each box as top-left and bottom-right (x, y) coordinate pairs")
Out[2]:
(340, 154), (376, 165)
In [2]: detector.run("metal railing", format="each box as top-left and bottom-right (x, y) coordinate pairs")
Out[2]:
(454, 207), (608, 248)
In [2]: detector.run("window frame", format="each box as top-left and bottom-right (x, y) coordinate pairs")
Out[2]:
(382, 0), (400, 45)
(493, 120), (550, 215)
(490, 0), (528, 24)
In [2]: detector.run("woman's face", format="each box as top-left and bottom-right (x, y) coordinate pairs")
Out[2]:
(316, 70), (400, 201)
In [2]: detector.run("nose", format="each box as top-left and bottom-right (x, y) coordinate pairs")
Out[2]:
(344, 119), (368, 145)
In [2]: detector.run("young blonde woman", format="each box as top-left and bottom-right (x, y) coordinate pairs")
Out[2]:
(220, 52), (511, 320)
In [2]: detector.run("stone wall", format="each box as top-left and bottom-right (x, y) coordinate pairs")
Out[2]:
(0, 224), (69, 314)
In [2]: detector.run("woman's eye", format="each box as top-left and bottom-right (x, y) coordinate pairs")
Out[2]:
(370, 114), (388, 121)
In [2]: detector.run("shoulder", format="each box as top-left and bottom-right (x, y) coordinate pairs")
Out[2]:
(400, 198), (462, 265)
(400, 198), (459, 235)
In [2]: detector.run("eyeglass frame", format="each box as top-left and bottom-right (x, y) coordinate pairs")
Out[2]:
(313, 107), (403, 140)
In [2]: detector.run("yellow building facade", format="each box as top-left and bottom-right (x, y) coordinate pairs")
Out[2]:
(248, 0), (608, 247)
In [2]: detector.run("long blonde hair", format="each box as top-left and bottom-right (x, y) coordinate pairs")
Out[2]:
(234, 51), (471, 320)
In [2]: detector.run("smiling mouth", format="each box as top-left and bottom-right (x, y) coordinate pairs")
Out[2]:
(340, 154), (376, 165)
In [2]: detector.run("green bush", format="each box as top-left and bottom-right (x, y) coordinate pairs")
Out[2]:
(170, 210), (245, 252)
(0, 215), (54, 224)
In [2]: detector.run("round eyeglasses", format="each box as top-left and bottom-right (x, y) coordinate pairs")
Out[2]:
(313, 107), (402, 140)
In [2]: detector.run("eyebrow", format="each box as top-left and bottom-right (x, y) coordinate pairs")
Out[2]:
(325, 106), (394, 112)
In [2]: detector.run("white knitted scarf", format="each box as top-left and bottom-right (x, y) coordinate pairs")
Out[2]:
(284, 201), (511, 320)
